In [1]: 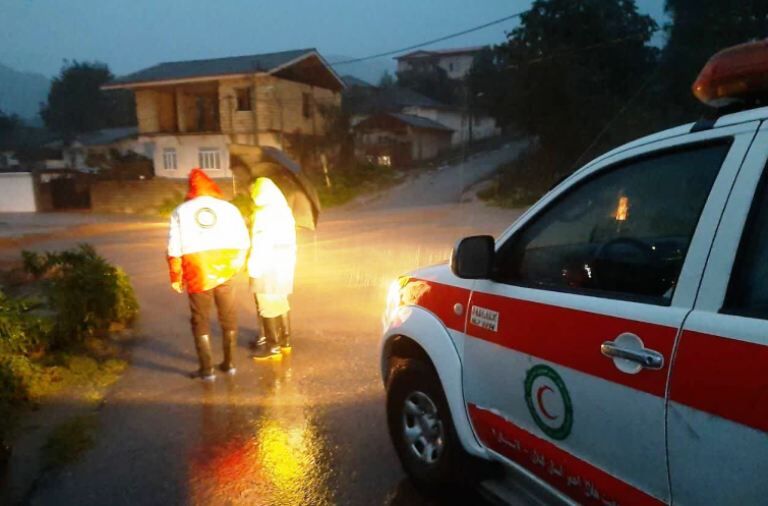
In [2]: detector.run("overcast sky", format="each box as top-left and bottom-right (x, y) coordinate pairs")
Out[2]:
(0, 0), (667, 77)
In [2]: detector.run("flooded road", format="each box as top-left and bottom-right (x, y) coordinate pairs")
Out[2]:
(7, 201), (523, 505)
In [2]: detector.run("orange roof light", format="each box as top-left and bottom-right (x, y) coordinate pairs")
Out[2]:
(693, 39), (768, 107)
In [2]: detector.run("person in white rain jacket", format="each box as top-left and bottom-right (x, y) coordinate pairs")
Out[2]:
(248, 177), (297, 360)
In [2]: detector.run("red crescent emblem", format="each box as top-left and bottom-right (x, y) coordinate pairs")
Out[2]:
(536, 385), (558, 420)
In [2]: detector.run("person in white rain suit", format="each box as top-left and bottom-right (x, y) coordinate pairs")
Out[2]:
(248, 177), (297, 359)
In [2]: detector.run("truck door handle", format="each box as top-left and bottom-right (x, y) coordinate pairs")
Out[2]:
(601, 333), (664, 373)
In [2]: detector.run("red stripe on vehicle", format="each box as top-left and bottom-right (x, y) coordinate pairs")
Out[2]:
(408, 278), (471, 332)
(465, 292), (676, 397)
(468, 404), (665, 506)
(670, 331), (768, 433)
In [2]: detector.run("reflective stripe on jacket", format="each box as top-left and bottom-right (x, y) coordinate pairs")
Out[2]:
(167, 195), (250, 293)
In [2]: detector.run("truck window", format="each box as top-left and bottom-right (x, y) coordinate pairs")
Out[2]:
(494, 141), (731, 304)
(724, 163), (768, 318)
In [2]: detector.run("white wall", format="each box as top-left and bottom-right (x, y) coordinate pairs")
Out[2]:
(145, 134), (233, 179)
(437, 54), (476, 79)
(0, 173), (37, 212)
(403, 107), (500, 146)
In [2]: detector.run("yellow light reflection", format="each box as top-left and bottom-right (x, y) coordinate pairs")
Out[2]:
(615, 196), (629, 221)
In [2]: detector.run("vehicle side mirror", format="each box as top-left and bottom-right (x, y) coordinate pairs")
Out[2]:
(451, 235), (495, 279)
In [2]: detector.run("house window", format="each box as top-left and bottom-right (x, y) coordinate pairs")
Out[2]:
(377, 155), (392, 167)
(163, 148), (177, 170)
(198, 148), (221, 170)
(236, 88), (251, 111)
(302, 92), (313, 119)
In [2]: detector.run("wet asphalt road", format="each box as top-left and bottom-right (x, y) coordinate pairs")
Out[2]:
(4, 200), (524, 505)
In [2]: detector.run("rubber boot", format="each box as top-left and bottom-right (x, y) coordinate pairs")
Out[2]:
(219, 330), (237, 375)
(252, 317), (282, 360)
(190, 334), (215, 381)
(249, 313), (268, 351)
(278, 312), (291, 352)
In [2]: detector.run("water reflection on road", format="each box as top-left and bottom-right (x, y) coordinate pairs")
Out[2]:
(188, 357), (334, 505)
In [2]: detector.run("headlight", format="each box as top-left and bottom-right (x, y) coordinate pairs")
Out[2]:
(383, 278), (405, 331)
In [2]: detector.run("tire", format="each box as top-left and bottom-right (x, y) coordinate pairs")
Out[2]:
(386, 358), (471, 494)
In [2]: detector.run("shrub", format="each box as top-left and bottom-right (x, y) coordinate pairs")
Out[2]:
(21, 245), (139, 346)
(0, 290), (47, 356)
(313, 160), (403, 207)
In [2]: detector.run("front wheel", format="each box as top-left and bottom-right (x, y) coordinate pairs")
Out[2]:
(386, 358), (472, 493)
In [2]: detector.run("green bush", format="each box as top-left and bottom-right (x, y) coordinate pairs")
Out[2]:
(22, 245), (139, 346)
(314, 161), (404, 207)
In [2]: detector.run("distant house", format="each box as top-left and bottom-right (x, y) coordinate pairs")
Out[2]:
(395, 46), (486, 80)
(354, 112), (453, 166)
(103, 48), (345, 179)
(47, 127), (148, 173)
(343, 85), (500, 154)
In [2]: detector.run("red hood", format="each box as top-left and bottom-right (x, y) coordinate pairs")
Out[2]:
(186, 168), (224, 200)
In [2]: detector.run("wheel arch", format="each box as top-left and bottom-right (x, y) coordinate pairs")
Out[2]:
(381, 306), (487, 458)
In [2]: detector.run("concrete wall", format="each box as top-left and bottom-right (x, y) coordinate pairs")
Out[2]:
(91, 178), (235, 214)
(410, 128), (452, 160)
(0, 173), (37, 212)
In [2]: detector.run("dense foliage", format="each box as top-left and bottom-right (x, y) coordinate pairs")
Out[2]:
(472, 0), (768, 207)
(40, 61), (136, 140)
(22, 244), (139, 346)
(1, 245), (138, 444)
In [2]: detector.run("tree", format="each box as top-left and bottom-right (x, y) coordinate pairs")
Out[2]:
(660, 0), (768, 122)
(0, 109), (21, 135)
(40, 61), (135, 140)
(378, 71), (396, 88)
(396, 66), (461, 104)
(0, 109), (22, 149)
(497, 0), (657, 177)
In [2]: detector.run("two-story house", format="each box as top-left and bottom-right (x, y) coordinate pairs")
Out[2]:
(103, 49), (344, 178)
(395, 46), (486, 80)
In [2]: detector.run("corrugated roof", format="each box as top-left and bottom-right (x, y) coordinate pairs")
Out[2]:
(342, 75), (374, 88)
(76, 127), (138, 146)
(343, 86), (451, 116)
(388, 113), (453, 131)
(107, 48), (317, 86)
(354, 112), (453, 132)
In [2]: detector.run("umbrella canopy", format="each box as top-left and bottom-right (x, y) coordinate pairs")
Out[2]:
(229, 144), (321, 230)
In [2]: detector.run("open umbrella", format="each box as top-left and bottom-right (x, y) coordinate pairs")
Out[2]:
(229, 144), (321, 230)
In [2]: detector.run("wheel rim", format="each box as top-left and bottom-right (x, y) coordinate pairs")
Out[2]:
(402, 390), (445, 464)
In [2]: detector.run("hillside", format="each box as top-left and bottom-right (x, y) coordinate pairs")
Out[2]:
(327, 54), (395, 87)
(0, 63), (50, 123)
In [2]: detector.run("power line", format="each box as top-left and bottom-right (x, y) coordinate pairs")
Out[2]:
(329, 10), (528, 66)
(569, 64), (663, 170)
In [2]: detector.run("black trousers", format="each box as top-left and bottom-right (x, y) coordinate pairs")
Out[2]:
(188, 279), (237, 337)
